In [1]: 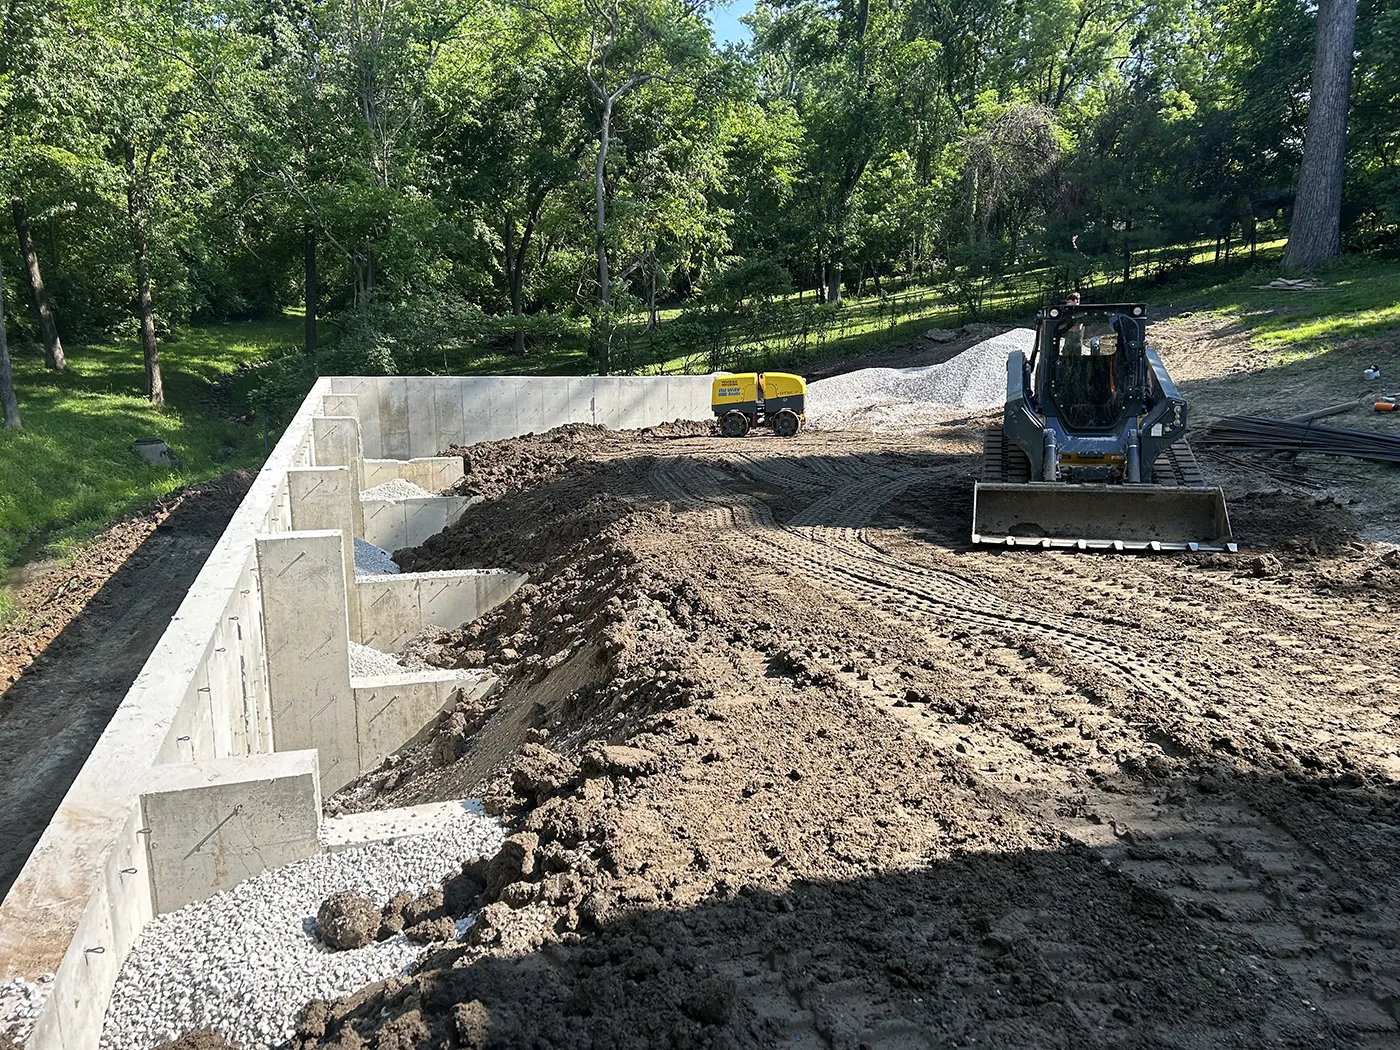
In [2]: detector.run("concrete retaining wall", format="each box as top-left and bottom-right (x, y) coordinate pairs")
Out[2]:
(328, 374), (716, 458)
(0, 373), (713, 1050)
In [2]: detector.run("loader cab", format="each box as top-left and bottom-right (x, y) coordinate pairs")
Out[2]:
(1033, 304), (1147, 432)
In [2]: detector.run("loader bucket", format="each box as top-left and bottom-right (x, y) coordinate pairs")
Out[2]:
(971, 482), (1236, 552)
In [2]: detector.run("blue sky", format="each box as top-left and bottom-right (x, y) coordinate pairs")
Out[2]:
(710, 0), (756, 46)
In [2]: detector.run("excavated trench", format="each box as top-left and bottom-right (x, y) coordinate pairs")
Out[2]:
(285, 422), (1400, 1050)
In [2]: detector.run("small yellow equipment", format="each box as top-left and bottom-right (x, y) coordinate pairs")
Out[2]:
(711, 371), (806, 437)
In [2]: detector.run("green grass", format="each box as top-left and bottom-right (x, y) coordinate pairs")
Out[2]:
(0, 315), (302, 577)
(1168, 254), (1400, 361)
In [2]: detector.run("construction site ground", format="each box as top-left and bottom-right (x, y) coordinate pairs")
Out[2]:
(298, 322), (1400, 1048)
(3, 311), (1399, 1049)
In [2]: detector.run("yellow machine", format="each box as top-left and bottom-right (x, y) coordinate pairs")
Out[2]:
(712, 371), (806, 437)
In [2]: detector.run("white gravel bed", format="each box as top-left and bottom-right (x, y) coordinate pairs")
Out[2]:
(360, 478), (433, 501)
(349, 642), (409, 677)
(0, 974), (53, 1045)
(806, 328), (1034, 431)
(353, 537), (400, 576)
(100, 803), (504, 1050)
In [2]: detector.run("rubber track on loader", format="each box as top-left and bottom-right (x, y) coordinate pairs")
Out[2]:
(981, 426), (1031, 483)
(982, 426), (1207, 487)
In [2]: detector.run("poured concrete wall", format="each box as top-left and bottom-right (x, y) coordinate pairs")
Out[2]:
(0, 373), (712, 1050)
(328, 374), (716, 459)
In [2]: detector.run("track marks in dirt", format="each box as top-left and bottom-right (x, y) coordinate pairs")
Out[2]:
(645, 441), (1400, 1040)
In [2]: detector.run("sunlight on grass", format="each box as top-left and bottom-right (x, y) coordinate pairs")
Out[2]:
(1182, 256), (1400, 361)
(0, 315), (300, 572)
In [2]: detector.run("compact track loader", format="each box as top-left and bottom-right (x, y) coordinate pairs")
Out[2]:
(973, 302), (1235, 551)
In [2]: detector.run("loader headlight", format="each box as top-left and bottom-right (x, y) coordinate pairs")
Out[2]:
(1132, 306), (1143, 316)
(1048, 308), (1060, 318)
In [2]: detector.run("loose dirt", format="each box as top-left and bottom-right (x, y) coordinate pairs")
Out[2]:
(0, 472), (253, 900)
(298, 416), (1400, 1049)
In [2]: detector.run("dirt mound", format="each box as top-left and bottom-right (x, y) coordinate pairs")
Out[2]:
(301, 425), (1400, 1048)
(440, 421), (714, 505)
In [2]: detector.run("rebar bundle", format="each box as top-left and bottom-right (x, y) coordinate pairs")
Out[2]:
(1200, 415), (1400, 465)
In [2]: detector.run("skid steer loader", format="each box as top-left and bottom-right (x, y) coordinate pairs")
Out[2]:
(973, 302), (1235, 551)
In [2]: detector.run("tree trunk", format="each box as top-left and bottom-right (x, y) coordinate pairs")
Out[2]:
(825, 261), (842, 304)
(125, 145), (163, 407)
(304, 224), (317, 360)
(0, 252), (21, 430)
(1284, 0), (1358, 271)
(504, 214), (526, 356)
(592, 97), (614, 375)
(12, 201), (65, 371)
(646, 254), (658, 330)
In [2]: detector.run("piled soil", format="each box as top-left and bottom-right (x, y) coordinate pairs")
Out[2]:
(0, 471), (253, 900)
(302, 426), (1400, 1049)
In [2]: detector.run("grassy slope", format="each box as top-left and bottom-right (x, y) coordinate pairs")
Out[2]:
(0, 317), (300, 580)
(1168, 253), (1400, 360)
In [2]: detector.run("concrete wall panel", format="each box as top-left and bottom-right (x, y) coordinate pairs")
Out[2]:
(361, 498), (407, 552)
(352, 672), (494, 772)
(255, 530), (358, 793)
(404, 376), (435, 458)
(433, 378), (466, 453)
(378, 377), (411, 459)
(355, 576), (422, 652)
(140, 751), (321, 914)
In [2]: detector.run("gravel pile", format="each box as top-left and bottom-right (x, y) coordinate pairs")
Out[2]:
(0, 974), (52, 1045)
(100, 804), (504, 1050)
(360, 478), (432, 501)
(352, 537), (399, 576)
(806, 328), (1034, 431)
(348, 642), (407, 677)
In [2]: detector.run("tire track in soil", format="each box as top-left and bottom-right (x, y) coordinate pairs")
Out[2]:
(649, 447), (1400, 1042)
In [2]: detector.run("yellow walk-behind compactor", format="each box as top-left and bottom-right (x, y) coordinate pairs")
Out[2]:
(712, 371), (806, 437)
(974, 302), (1235, 551)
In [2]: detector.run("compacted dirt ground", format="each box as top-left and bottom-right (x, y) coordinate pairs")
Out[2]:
(298, 398), (1400, 1049)
(0, 473), (252, 900)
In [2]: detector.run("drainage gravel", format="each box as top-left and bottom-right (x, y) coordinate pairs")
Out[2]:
(806, 328), (1034, 431)
(353, 537), (399, 576)
(100, 803), (503, 1050)
(348, 642), (409, 677)
(0, 974), (52, 1045)
(360, 478), (434, 501)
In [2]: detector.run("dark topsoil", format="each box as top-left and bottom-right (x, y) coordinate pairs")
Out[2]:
(298, 424), (1400, 1050)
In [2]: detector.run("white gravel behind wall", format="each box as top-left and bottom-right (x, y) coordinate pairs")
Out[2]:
(353, 537), (400, 576)
(805, 328), (1035, 432)
(359, 478), (433, 501)
(100, 804), (504, 1050)
(348, 641), (409, 677)
(0, 974), (53, 1046)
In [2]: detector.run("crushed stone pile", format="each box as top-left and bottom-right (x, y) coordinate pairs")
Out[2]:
(100, 805), (504, 1050)
(348, 642), (409, 678)
(805, 327), (1034, 431)
(359, 478), (433, 501)
(352, 537), (399, 576)
(0, 975), (52, 1046)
